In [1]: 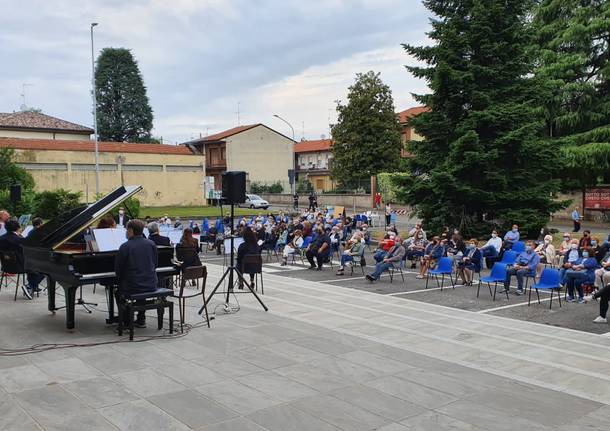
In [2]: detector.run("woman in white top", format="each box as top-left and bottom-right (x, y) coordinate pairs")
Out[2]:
(281, 229), (304, 266)
(535, 234), (556, 276)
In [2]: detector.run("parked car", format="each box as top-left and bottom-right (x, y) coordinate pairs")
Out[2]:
(239, 194), (269, 209)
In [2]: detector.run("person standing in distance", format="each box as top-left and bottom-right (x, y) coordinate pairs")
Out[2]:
(572, 206), (581, 233)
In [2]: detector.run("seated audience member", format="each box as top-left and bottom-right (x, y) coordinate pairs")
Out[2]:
(446, 233), (465, 260)
(501, 240), (540, 295)
(564, 248), (599, 303)
(0, 219), (45, 299)
(173, 217), (184, 230)
(336, 232), (365, 275)
(115, 219), (158, 328)
(366, 237), (405, 282)
(560, 240), (581, 284)
(281, 229), (304, 266)
(480, 230), (502, 259)
(276, 227), (289, 250)
(595, 237), (610, 262)
(417, 236), (443, 279)
(594, 251), (610, 290)
(191, 221), (201, 235)
(306, 227), (331, 270)
(408, 223), (427, 242)
(503, 224), (520, 250)
(579, 230), (592, 250)
(534, 234), (556, 275)
(374, 233), (396, 263)
(237, 227), (261, 289)
(405, 231), (426, 268)
(557, 232), (572, 265)
(147, 222), (170, 246)
(329, 226), (341, 254)
(176, 228), (201, 269)
(457, 239), (482, 285)
(536, 227), (550, 245)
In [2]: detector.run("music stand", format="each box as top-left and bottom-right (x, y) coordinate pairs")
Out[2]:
(198, 203), (268, 317)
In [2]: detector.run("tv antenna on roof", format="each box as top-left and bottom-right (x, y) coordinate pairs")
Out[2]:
(20, 83), (34, 110)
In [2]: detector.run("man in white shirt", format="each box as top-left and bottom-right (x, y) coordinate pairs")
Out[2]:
(480, 230), (502, 259)
(0, 210), (10, 237)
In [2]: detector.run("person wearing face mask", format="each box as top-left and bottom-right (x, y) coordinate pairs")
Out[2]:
(560, 240), (581, 285)
(114, 207), (130, 228)
(579, 230), (592, 250)
(534, 234), (556, 276)
(456, 239), (481, 285)
(305, 227), (331, 270)
(480, 230), (502, 260)
(593, 249), (610, 291)
(564, 248), (599, 303)
(503, 225), (520, 250)
(501, 240), (540, 295)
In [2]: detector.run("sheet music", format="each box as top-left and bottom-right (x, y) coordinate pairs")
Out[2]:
(168, 229), (183, 245)
(92, 227), (128, 252)
(223, 237), (244, 254)
(21, 225), (33, 237)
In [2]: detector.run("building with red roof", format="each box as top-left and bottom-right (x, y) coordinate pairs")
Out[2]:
(397, 106), (429, 157)
(294, 138), (335, 192)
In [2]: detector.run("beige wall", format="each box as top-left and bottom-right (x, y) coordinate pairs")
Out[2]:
(0, 129), (90, 141)
(13, 148), (206, 207)
(223, 126), (293, 192)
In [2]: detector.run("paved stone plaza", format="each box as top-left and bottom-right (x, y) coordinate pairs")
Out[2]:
(1, 254), (610, 430)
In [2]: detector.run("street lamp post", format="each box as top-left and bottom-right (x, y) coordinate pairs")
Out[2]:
(90, 22), (100, 197)
(273, 114), (296, 196)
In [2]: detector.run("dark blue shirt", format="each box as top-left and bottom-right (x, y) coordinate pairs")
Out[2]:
(115, 235), (158, 293)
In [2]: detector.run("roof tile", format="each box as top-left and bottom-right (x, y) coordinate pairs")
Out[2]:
(398, 106), (429, 124)
(0, 111), (93, 133)
(0, 137), (195, 155)
(294, 139), (333, 153)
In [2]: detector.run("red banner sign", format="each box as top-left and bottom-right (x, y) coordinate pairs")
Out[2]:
(585, 187), (610, 210)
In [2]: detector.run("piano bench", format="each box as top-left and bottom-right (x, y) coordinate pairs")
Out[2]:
(117, 289), (174, 341)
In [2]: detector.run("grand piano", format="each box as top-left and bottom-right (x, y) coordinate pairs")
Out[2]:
(22, 185), (179, 330)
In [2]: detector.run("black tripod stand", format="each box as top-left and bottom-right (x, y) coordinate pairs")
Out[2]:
(198, 203), (268, 317)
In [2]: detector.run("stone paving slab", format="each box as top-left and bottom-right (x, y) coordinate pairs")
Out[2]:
(0, 258), (609, 430)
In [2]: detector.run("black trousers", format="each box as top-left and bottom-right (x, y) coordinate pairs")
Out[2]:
(573, 220), (581, 232)
(306, 250), (329, 268)
(595, 284), (610, 318)
(115, 295), (146, 324)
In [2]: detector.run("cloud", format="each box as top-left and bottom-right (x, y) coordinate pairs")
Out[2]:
(0, 0), (432, 143)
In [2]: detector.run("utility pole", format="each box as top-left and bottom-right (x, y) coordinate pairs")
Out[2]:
(90, 22), (100, 196)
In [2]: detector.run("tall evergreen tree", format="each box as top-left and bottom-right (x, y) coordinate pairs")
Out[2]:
(533, 0), (610, 188)
(331, 71), (402, 188)
(95, 48), (154, 142)
(398, 0), (564, 237)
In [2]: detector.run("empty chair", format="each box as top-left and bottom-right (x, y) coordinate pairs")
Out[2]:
(528, 268), (562, 309)
(512, 241), (526, 253)
(426, 257), (454, 290)
(478, 262), (509, 300)
(500, 250), (518, 265)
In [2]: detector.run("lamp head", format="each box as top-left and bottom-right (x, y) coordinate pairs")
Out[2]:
(91, 22), (98, 27)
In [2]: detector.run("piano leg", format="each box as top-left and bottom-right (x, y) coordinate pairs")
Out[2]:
(106, 285), (117, 324)
(47, 278), (56, 313)
(63, 285), (77, 330)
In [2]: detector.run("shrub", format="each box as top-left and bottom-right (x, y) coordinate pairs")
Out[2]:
(32, 189), (82, 220)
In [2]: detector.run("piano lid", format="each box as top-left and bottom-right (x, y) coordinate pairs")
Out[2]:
(25, 185), (143, 250)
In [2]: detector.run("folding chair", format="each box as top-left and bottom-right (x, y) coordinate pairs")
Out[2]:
(528, 268), (561, 309)
(512, 241), (526, 253)
(478, 262), (509, 300)
(171, 265), (209, 332)
(242, 254), (264, 294)
(293, 236), (312, 265)
(425, 257), (454, 290)
(348, 247), (367, 276)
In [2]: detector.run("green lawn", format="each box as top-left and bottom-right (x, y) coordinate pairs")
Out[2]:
(140, 206), (265, 219)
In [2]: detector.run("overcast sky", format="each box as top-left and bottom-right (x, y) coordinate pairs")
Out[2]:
(0, 0), (431, 144)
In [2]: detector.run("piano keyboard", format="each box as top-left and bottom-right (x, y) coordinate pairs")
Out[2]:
(78, 266), (176, 280)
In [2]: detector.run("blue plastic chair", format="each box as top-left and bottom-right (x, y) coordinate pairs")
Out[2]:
(202, 218), (209, 234)
(528, 268), (562, 309)
(500, 250), (518, 265)
(426, 257), (454, 290)
(512, 241), (526, 253)
(478, 262), (508, 300)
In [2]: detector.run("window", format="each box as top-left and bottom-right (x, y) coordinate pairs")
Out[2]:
(71, 164), (117, 171)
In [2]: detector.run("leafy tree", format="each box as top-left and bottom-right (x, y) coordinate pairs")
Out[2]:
(95, 48), (154, 142)
(32, 189), (82, 219)
(0, 147), (35, 192)
(532, 0), (610, 188)
(331, 71), (402, 186)
(399, 0), (565, 237)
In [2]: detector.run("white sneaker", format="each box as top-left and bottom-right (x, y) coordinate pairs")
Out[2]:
(593, 316), (607, 324)
(583, 294), (594, 303)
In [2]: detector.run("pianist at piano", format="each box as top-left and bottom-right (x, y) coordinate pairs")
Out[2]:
(0, 219), (45, 299)
(114, 219), (159, 328)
